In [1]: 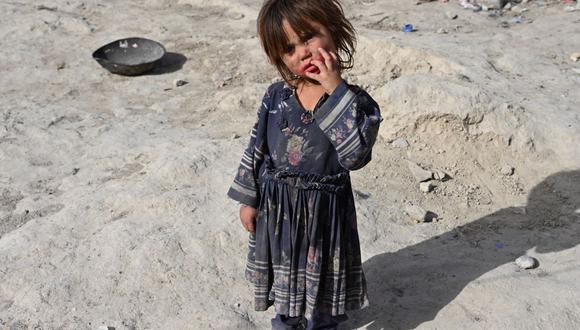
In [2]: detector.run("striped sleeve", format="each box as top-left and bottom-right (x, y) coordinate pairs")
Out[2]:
(226, 86), (272, 208)
(314, 81), (382, 171)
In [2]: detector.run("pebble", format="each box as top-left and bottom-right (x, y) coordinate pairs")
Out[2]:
(391, 138), (410, 148)
(446, 11), (458, 19)
(405, 204), (429, 222)
(511, 5), (528, 14)
(173, 79), (188, 87)
(503, 2), (512, 10)
(420, 181), (434, 193)
(231, 133), (241, 139)
(433, 170), (448, 181)
(437, 28), (449, 34)
(571, 52), (580, 62)
(56, 61), (66, 70)
(500, 165), (514, 176)
(515, 255), (538, 269)
(407, 161), (433, 182)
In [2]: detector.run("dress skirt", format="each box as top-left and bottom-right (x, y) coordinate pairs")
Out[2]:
(245, 168), (368, 318)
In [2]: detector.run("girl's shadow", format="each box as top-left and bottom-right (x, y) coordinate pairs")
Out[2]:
(346, 170), (580, 329)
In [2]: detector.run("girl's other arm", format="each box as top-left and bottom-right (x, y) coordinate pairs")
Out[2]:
(313, 82), (382, 170)
(226, 87), (272, 208)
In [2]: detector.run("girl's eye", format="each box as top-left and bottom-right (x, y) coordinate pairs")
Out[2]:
(284, 45), (294, 54)
(301, 33), (316, 43)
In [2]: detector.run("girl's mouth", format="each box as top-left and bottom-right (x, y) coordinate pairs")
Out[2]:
(304, 64), (320, 74)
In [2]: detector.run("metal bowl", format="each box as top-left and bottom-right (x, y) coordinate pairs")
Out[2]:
(92, 37), (166, 76)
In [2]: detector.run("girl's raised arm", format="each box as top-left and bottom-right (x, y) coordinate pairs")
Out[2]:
(314, 82), (382, 171)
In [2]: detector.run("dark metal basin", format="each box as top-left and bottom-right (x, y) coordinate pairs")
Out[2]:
(92, 37), (166, 76)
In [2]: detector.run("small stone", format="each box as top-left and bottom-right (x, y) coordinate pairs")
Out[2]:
(419, 181), (434, 193)
(500, 165), (514, 176)
(437, 28), (448, 34)
(391, 138), (410, 148)
(503, 2), (512, 10)
(433, 170), (448, 181)
(407, 161), (433, 182)
(174, 79), (188, 87)
(515, 255), (538, 269)
(570, 52), (580, 62)
(511, 5), (527, 13)
(219, 76), (234, 87)
(56, 61), (66, 70)
(231, 133), (241, 139)
(405, 204), (428, 222)
(446, 11), (458, 19)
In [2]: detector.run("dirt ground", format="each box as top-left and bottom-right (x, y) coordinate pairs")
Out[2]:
(0, 0), (579, 329)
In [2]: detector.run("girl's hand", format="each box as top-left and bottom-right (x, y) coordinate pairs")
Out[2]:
(304, 48), (343, 95)
(239, 204), (258, 234)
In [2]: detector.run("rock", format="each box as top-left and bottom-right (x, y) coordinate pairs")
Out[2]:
(407, 161), (433, 182)
(56, 61), (66, 70)
(420, 181), (434, 193)
(173, 79), (188, 87)
(231, 133), (240, 139)
(500, 165), (514, 176)
(446, 11), (458, 19)
(391, 138), (410, 148)
(503, 2), (512, 10)
(405, 204), (428, 222)
(437, 28), (449, 34)
(511, 5), (527, 13)
(433, 170), (448, 181)
(571, 52), (580, 62)
(515, 255), (538, 269)
(219, 76), (234, 87)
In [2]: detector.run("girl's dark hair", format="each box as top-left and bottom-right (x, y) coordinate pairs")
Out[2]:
(257, 0), (356, 85)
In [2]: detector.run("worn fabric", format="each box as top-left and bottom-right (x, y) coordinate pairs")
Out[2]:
(227, 80), (382, 318)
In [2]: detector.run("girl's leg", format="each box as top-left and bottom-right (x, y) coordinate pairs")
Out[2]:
(271, 314), (307, 330)
(305, 310), (348, 330)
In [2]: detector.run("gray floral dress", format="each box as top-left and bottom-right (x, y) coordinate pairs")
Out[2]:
(227, 80), (382, 319)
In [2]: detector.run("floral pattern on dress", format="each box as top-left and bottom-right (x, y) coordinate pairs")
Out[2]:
(329, 127), (346, 145)
(301, 111), (314, 125)
(286, 135), (305, 166)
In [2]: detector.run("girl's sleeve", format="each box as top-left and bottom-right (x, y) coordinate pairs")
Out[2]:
(226, 87), (272, 208)
(313, 81), (383, 170)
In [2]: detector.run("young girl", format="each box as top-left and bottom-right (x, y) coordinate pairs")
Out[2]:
(227, 0), (382, 328)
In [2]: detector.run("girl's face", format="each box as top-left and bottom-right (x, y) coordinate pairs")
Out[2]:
(280, 20), (337, 78)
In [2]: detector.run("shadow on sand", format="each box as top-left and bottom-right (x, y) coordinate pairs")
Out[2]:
(345, 170), (580, 329)
(146, 52), (187, 75)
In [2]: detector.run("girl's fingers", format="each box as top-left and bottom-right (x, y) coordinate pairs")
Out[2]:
(304, 70), (320, 81)
(319, 48), (333, 67)
(330, 51), (338, 62)
(310, 59), (325, 72)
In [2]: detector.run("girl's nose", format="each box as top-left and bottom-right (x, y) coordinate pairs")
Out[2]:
(297, 45), (312, 60)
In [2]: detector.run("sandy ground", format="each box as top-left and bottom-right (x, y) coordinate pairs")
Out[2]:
(1, 0), (580, 329)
